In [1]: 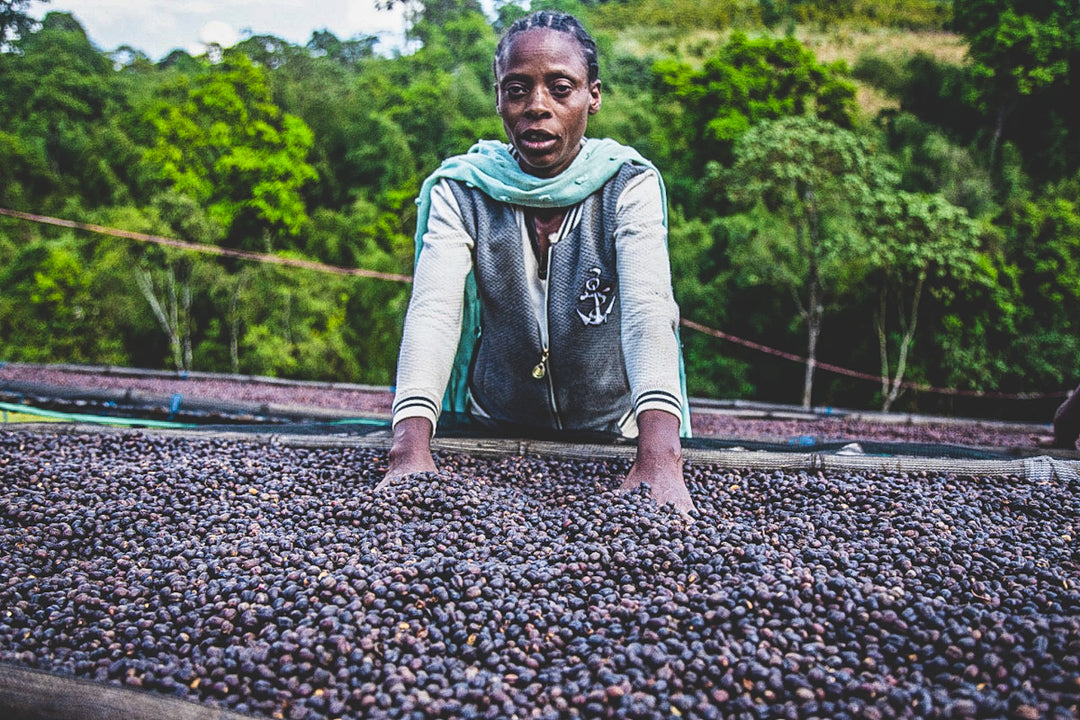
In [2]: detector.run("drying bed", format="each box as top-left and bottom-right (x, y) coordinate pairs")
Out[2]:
(0, 361), (1060, 450)
(0, 427), (1077, 720)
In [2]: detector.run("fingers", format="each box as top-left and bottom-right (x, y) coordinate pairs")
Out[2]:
(377, 463), (436, 492)
(654, 487), (696, 521)
(374, 474), (398, 493)
(617, 468), (696, 520)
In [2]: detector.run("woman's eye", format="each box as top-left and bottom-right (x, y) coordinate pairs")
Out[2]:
(504, 84), (528, 98)
(552, 83), (574, 96)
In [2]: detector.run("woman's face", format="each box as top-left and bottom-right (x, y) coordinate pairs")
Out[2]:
(495, 28), (601, 178)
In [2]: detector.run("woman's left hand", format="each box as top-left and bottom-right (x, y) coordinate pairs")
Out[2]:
(618, 409), (695, 519)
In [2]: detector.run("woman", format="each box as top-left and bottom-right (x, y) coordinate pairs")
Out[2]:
(382, 11), (695, 516)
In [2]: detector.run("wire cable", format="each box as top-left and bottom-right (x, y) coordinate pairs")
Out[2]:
(680, 318), (1068, 401)
(0, 207), (412, 283)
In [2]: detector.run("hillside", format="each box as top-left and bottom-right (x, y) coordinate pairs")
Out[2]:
(587, 0), (967, 118)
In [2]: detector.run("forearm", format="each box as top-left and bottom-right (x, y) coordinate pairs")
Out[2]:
(392, 260), (466, 428)
(635, 409), (683, 468)
(392, 180), (472, 429)
(382, 416), (436, 485)
(614, 171), (685, 427)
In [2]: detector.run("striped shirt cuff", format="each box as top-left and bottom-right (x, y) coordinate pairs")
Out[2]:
(634, 390), (683, 425)
(391, 396), (440, 435)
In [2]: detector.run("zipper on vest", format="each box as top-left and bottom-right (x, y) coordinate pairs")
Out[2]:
(533, 244), (562, 429)
(531, 348), (548, 379)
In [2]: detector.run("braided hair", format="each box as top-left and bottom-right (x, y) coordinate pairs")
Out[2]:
(494, 11), (600, 83)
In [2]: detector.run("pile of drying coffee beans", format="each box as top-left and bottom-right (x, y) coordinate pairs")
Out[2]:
(0, 428), (1077, 719)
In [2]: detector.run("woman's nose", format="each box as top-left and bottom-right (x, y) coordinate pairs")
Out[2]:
(524, 87), (552, 116)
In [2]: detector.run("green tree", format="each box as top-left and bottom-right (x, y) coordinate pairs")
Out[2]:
(257, 50), (417, 209)
(0, 236), (131, 364)
(857, 191), (983, 410)
(0, 129), (57, 207)
(329, 195), (416, 383)
(306, 30), (378, 67)
(373, 13), (500, 173)
(725, 116), (884, 408)
(218, 263), (367, 381)
(376, 0), (483, 43)
(142, 52), (317, 250)
(999, 178), (1080, 382)
(133, 249), (193, 372)
(877, 111), (999, 219)
(953, 0), (1080, 174)
(232, 34), (306, 70)
(653, 32), (857, 208)
(0, 12), (134, 209)
(668, 212), (757, 399)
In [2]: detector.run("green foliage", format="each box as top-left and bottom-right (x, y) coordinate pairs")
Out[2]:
(306, 30), (378, 67)
(724, 116), (883, 264)
(0, 130), (57, 206)
(0, 11), (136, 210)
(493, 0), (532, 32)
(413, 7), (494, 68)
(669, 212), (759, 398)
(886, 53), (983, 144)
(876, 111), (998, 219)
(2, 13), (114, 125)
(721, 116), (885, 405)
(372, 13), (501, 171)
(249, 50), (419, 208)
(954, 0), (1079, 98)
(591, 0), (760, 32)
(0, 235), (134, 364)
(653, 32), (857, 210)
(142, 53), (318, 248)
(953, 0), (1080, 179)
(998, 177), (1080, 381)
(217, 265), (356, 380)
(855, 189), (984, 408)
(759, 0), (949, 31)
(0, 5), (1077, 417)
(858, 191), (982, 290)
(232, 34), (308, 70)
(150, 192), (226, 245)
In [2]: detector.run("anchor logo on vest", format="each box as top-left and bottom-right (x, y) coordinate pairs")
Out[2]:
(577, 268), (615, 326)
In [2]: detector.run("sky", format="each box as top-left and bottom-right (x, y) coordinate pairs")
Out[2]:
(28, 0), (417, 60)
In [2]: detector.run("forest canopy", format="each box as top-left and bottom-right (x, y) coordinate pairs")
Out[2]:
(1, 0), (1078, 419)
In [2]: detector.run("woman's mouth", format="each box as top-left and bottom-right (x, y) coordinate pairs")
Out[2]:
(517, 130), (559, 153)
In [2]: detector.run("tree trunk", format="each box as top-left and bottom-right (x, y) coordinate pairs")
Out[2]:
(181, 275), (192, 373)
(802, 286), (822, 410)
(283, 292), (293, 346)
(136, 268), (184, 372)
(136, 266), (192, 374)
(800, 182), (822, 410)
(229, 274), (246, 375)
(881, 273), (924, 412)
(876, 285), (890, 403)
(989, 97), (1015, 169)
